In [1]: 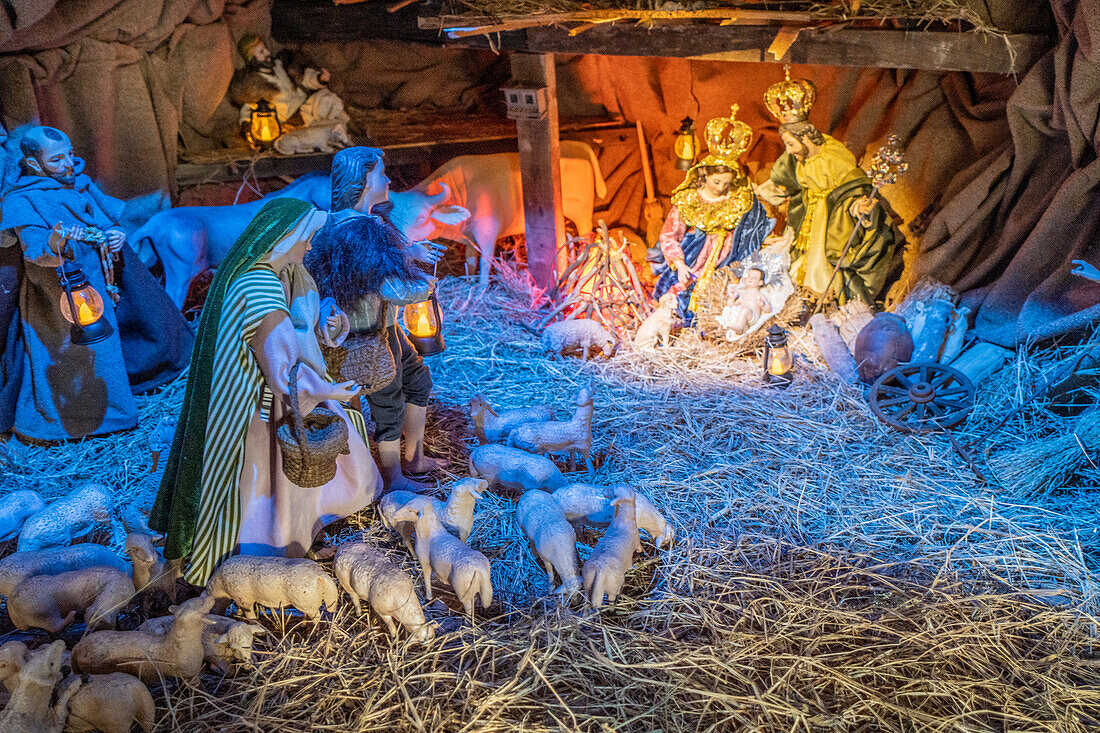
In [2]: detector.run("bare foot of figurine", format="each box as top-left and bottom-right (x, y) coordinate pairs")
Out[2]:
(388, 472), (430, 493)
(402, 454), (448, 475)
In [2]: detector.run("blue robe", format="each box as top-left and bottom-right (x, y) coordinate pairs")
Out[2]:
(1, 162), (192, 440)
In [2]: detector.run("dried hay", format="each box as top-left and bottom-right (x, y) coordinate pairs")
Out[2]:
(2, 277), (1099, 731)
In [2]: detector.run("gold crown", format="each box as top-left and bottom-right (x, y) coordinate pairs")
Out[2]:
(764, 65), (816, 124)
(703, 104), (753, 161)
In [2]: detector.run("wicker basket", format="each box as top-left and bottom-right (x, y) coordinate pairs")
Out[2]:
(277, 363), (349, 488)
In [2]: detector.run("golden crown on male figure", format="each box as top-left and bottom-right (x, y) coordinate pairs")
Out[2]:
(764, 65), (817, 124)
(699, 104), (753, 169)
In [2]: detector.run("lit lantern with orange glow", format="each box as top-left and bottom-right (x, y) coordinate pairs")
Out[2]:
(763, 324), (793, 387)
(403, 294), (445, 356)
(249, 99), (282, 149)
(674, 117), (697, 170)
(57, 260), (113, 345)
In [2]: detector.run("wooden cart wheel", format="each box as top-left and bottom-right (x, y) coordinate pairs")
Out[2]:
(869, 363), (975, 433)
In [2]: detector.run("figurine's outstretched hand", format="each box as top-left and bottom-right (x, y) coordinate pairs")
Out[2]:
(326, 379), (361, 403)
(105, 228), (126, 253)
(1070, 259), (1100, 283)
(408, 239), (446, 266)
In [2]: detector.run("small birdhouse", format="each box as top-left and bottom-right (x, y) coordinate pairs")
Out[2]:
(503, 86), (549, 120)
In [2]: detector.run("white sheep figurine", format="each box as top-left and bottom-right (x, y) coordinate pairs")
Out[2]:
(468, 444), (566, 492)
(204, 555), (338, 620)
(541, 318), (618, 360)
(17, 484), (120, 552)
(508, 382), (596, 473)
(552, 482), (675, 549)
(0, 639), (81, 733)
(333, 540), (435, 644)
(71, 594), (215, 683)
(7, 566), (134, 633)
(0, 543), (130, 599)
(0, 642), (155, 733)
(139, 614), (266, 676)
(581, 486), (642, 608)
(632, 290), (678, 350)
(380, 477), (488, 551)
(0, 490), (46, 542)
(125, 532), (178, 602)
(516, 489), (582, 595)
(391, 497), (493, 616)
(468, 394), (554, 444)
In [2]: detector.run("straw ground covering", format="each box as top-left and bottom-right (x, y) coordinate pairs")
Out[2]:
(1, 276), (1099, 731)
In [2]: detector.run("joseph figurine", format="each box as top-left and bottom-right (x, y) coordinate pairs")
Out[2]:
(759, 68), (900, 305)
(0, 126), (192, 440)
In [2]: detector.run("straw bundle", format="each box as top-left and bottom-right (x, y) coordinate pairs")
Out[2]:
(990, 405), (1100, 495)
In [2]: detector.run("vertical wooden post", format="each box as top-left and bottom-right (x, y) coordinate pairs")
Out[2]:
(510, 52), (565, 291)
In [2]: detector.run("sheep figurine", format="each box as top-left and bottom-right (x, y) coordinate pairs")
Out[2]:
(632, 290), (677, 350)
(17, 484), (120, 552)
(333, 540), (435, 644)
(204, 555), (339, 620)
(0, 490), (46, 542)
(516, 490), (581, 595)
(60, 672), (156, 733)
(139, 614), (266, 676)
(581, 487), (642, 608)
(541, 318), (618, 360)
(7, 566), (134, 633)
(468, 444), (566, 492)
(0, 543), (130, 598)
(71, 594), (215, 683)
(380, 478), (488, 550)
(551, 483), (675, 549)
(468, 394), (554, 444)
(508, 382), (596, 473)
(125, 532), (178, 602)
(0, 639), (81, 733)
(391, 497), (493, 616)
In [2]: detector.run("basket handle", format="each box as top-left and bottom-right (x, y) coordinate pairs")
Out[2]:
(288, 362), (306, 442)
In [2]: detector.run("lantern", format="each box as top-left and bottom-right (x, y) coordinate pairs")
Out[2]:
(403, 294), (445, 356)
(249, 99), (282, 149)
(763, 324), (793, 387)
(673, 117), (697, 170)
(57, 260), (113, 345)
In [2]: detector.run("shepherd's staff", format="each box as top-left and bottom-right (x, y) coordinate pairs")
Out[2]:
(808, 134), (907, 318)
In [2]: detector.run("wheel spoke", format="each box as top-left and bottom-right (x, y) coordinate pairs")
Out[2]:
(894, 402), (916, 420)
(894, 372), (913, 389)
(920, 365), (930, 383)
(916, 403), (929, 421)
(875, 396), (911, 408)
(877, 385), (909, 398)
(935, 399), (972, 411)
(931, 371), (953, 389)
(936, 388), (972, 399)
(926, 402), (946, 416)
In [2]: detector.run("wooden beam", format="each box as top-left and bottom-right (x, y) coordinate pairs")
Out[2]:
(510, 53), (565, 291)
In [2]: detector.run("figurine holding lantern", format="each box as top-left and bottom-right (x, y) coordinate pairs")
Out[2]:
(652, 105), (773, 324)
(758, 66), (902, 306)
(0, 125), (192, 441)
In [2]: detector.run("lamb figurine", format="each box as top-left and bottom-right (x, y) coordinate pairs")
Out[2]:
(581, 487), (642, 608)
(204, 555), (339, 620)
(468, 444), (566, 492)
(391, 497), (493, 616)
(468, 394), (554, 444)
(507, 382), (596, 473)
(541, 318), (618, 360)
(0, 544), (130, 599)
(516, 490), (582, 595)
(125, 532), (178, 602)
(380, 478), (488, 550)
(71, 594), (216, 683)
(7, 566), (134, 633)
(552, 483), (675, 550)
(139, 614), (266, 676)
(0, 490), (46, 542)
(17, 484), (120, 552)
(333, 540), (435, 644)
(0, 640), (81, 733)
(0, 642), (154, 733)
(60, 672), (156, 733)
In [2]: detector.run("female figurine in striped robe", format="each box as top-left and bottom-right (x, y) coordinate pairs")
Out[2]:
(151, 198), (382, 587)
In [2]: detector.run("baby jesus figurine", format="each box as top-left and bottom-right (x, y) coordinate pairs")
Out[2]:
(720, 266), (771, 338)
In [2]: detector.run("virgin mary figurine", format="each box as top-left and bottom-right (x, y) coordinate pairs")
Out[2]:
(151, 198), (381, 587)
(653, 105), (773, 323)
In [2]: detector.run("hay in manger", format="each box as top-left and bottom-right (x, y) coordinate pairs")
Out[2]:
(2, 277), (1099, 731)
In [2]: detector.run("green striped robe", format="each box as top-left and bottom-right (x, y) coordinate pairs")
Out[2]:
(184, 265), (367, 586)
